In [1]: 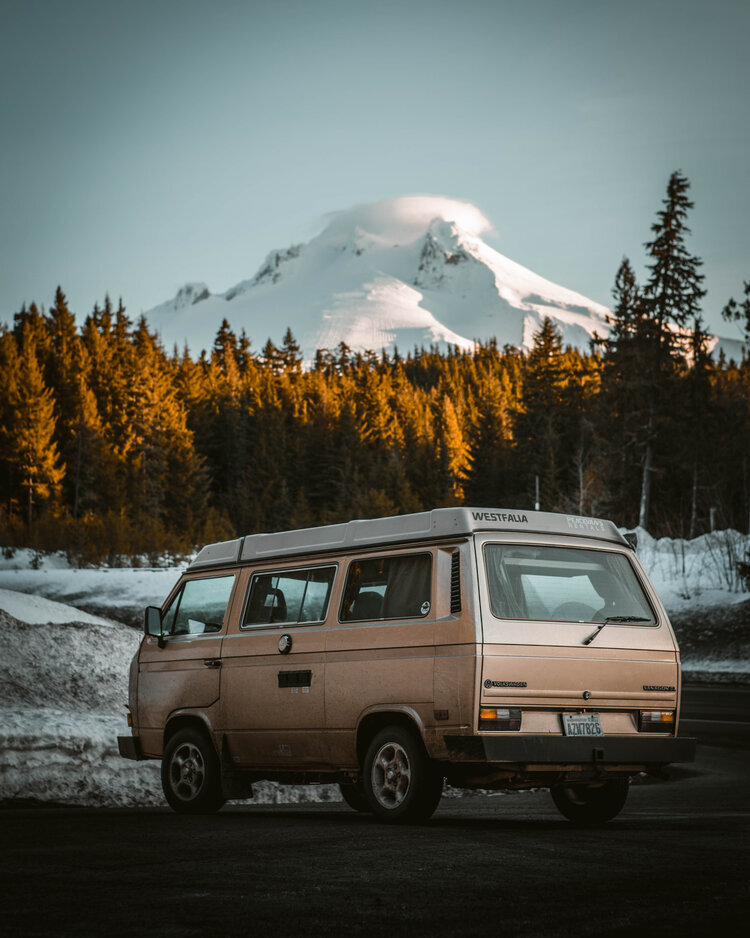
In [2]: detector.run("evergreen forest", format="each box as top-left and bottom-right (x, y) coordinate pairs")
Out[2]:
(2, 172), (749, 564)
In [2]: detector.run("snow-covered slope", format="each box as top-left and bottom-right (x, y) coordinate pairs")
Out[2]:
(0, 589), (342, 806)
(145, 196), (614, 359)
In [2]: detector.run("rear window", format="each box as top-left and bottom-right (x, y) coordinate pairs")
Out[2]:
(484, 545), (656, 625)
(340, 553), (432, 622)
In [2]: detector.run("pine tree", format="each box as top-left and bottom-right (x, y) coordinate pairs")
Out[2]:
(515, 318), (566, 510)
(596, 259), (651, 524)
(643, 172), (706, 342)
(465, 366), (512, 505)
(636, 171), (705, 529)
(436, 393), (469, 502)
(5, 339), (65, 528)
(280, 328), (303, 374)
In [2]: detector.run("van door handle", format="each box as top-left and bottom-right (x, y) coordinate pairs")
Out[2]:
(203, 658), (222, 669)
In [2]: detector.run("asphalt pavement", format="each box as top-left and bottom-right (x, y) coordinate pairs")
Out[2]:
(2, 731), (748, 938)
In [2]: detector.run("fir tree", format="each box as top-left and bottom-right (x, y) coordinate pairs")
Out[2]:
(465, 368), (512, 505)
(280, 328), (303, 374)
(5, 340), (65, 528)
(636, 171), (705, 529)
(643, 171), (706, 343)
(515, 318), (566, 510)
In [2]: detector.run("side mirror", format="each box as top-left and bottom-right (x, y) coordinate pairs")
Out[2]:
(144, 606), (166, 647)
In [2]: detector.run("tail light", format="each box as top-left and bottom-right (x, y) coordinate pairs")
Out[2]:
(479, 707), (521, 731)
(639, 710), (675, 733)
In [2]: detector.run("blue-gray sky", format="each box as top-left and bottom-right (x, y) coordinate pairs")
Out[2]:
(1, 0), (748, 335)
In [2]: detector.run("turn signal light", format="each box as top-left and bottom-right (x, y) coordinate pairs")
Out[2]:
(479, 707), (522, 731)
(639, 710), (675, 733)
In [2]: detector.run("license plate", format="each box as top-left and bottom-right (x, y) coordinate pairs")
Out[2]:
(562, 713), (604, 737)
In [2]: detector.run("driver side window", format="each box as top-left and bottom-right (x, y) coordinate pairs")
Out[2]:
(163, 575), (235, 636)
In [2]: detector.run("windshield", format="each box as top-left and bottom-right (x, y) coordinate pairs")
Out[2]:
(484, 545), (656, 625)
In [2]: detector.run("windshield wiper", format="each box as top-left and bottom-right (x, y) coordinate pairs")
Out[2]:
(582, 616), (651, 645)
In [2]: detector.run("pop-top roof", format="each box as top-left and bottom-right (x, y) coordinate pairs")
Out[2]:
(187, 508), (630, 570)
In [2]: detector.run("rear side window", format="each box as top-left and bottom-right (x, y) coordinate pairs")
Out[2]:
(243, 565), (336, 627)
(162, 575), (236, 636)
(340, 553), (432, 622)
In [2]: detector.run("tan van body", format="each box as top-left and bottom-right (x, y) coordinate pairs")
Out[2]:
(119, 509), (695, 823)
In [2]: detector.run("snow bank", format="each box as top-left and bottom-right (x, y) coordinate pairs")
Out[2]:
(0, 595), (339, 807)
(0, 705), (340, 808)
(0, 587), (119, 627)
(633, 527), (750, 608)
(0, 706), (162, 807)
(623, 528), (750, 683)
(0, 548), (184, 627)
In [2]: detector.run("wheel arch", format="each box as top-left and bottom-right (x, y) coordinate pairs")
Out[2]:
(163, 711), (216, 751)
(355, 706), (425, 767)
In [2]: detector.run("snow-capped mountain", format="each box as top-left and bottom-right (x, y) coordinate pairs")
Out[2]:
(143, 195), (739, 361)
(144, 196), (611, 359)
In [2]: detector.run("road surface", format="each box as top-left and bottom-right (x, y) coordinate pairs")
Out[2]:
(2, 731), (748, 938)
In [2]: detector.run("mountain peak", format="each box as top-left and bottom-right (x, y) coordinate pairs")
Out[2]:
(144, 195), (615, 360)
(317, 195), (492, 249)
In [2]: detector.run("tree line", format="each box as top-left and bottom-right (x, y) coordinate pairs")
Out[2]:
(1, 171), (748, 564)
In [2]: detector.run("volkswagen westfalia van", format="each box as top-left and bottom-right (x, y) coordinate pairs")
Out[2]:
(118, 508), (695, 824)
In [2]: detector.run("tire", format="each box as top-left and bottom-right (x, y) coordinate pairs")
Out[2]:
(339, 779), (370, 813)
(161, 727), (226, 815)
(551, 778), (629, 826)
(363, 725), (443, 824)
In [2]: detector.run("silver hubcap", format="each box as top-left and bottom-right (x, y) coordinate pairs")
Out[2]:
(371, 741), (411, 810)
(169, 742), (205, 801)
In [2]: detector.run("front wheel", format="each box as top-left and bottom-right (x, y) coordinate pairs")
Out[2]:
(551, 778), (629, 826)
(161, 727), (226, 815)
(363, 726), (443, 824)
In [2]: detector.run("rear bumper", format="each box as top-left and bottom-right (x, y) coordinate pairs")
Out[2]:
(443, 734), (696, 765)
(117, 735), (144, 761)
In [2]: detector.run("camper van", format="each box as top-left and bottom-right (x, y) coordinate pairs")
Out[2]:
(118, 508), (695, 824)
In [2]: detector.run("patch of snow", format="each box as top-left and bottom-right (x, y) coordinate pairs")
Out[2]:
(630, 527), (750, 608)
(0, 595), (341, 807)
(0, 588), (120, 627)
(682, 659), (750, 679)
(0, 549), (186, 626)
(0, 706), (163, 806)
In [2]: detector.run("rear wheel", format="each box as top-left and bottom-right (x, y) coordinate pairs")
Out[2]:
(339, 779), (370, 813)
(161, 727), (226, 815)
(551, 778), (629, 826)
(363, 725), (443, 824)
